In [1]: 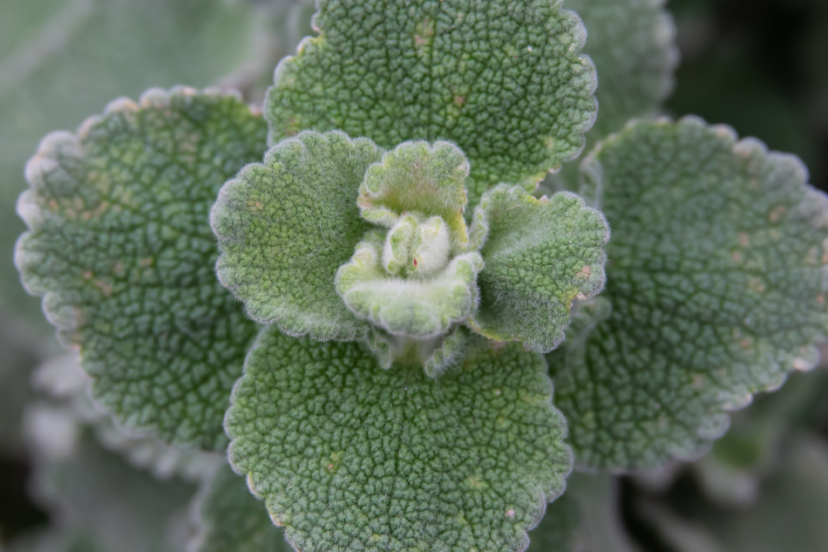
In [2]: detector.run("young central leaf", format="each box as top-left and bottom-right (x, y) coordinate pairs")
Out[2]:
(358, 140), (470, 252)
(336, 141), (484, 339)
(226, 328), (572, 552)
(267, 0), (598, 204)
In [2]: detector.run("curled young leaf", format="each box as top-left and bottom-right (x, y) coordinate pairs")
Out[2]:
(551, 118), (828, 470)
(15, 88), (267, 450)
(470, 185), (609, 353)
(226, 328), (572, 552)
(358, 141), (470, 250)
(266, 0), (598, 204)
(211, 130), (383, 341)
(335, 232), (484, 338)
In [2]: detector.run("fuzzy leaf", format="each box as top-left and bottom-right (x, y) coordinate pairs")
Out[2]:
(335, 231), (484, 338)
(15, 88), (267, 450)
(190, 463), (292, 552)
(550, 118), (828, 470)
(226, 328), (571, 552)
(358, 141), (470, 251)
(470, 185), (609, 353)
(212, 130), (382, 341)
(266, 0), (598, 204)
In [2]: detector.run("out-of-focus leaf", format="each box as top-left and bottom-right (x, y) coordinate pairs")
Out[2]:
(642, 434), (828, 552)
(23, 415), (196, 552)
(528, 473), (641, 552)
(189, 463), (292, 552)
(0, 0), (264, 331)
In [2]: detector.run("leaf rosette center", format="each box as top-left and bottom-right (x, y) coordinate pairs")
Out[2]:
(336, 142), (484, 339)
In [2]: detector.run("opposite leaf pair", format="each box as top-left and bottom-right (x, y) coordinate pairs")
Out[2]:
(210, 131), (609, 371)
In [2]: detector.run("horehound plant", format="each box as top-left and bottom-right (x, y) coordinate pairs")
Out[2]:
(13, 0), (828, 551)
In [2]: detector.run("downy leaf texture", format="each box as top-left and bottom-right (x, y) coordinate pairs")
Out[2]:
(470, 185), (609, 352)
(15, 88), (267, 450)
(226, 327), (571, 552)
(549, 118), (828, 470)
(266, 0), (598, 204)
(190, 463), (292, 552)
(212, 130), (382, 341)
(215, 132), (608, 369)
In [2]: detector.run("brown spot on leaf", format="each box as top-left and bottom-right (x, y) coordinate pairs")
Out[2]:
(738, 233), (750, 247)
(769, 206), (787, 223)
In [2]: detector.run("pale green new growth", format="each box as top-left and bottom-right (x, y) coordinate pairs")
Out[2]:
(335, 232), (484, 338)
(191, 463), (291, 552)
(423, 325), (475, 379)
(226, 328), (571, 552)
(359, 141), (470, 251)
(471, 185), (609, 353)
(551, 118), (828, 470)
(211, 130), (383, 341)
(266, 0), (598, 203)
(15, 88), (266, 450)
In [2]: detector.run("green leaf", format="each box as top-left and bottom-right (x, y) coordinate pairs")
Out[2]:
(548, 0), (679, 190)
(550, 118), (828, 470)
(266, 0), (598, 204)
(212, 130), (382, 341)
(470, 185), (609, 353)
(335, 231), (484, 338)
(190, 463), (292, 552)
(0, 0), (267, 331)
(358, 141), (470, 251)
(226, 327), (571, 552)
(16, 88), (267, 450)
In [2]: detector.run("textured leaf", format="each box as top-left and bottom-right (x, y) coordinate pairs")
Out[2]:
(470, 185), (608, 353)
(226, 328), (571, 552)
(0, 0), (265, 330)
(358, 141), (470, 251)
(189, 463), (292, 552)
(335, 231), (484, 338)
(16, 88), (267, 450)
(548, 0), (679, 190)
(266, 0), (598, 203)
(212, 130), (382, 341)
(549, 118), (828, 469)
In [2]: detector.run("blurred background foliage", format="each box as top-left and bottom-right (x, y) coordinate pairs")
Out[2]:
(0, 0), (827, 551)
